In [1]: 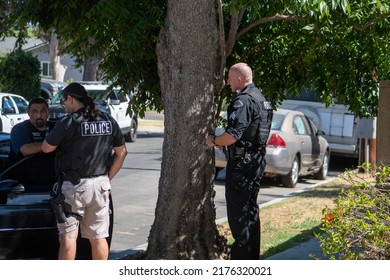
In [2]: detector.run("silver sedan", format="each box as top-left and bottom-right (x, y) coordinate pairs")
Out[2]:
(215, 109), (330, 187)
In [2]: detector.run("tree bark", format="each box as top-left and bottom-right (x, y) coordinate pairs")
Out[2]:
(82, 55), (102, 81)
(146, 0), (226, 259)
(50, 32), (66, 82)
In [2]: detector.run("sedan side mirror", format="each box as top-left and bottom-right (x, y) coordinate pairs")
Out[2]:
(0, 180), (24, 204)
(0, 179), (25, 193)
(109, 99), (120, 105)
(316, 130), (326, 136)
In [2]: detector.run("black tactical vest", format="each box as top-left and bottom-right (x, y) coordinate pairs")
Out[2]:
(237, 87), (273, 149)
(55, 110), (114, 182)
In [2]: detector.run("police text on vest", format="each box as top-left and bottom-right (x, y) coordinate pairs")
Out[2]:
(81, 121), (112, 136)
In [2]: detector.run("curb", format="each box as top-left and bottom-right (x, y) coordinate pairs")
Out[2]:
(138, 119), (164, 127)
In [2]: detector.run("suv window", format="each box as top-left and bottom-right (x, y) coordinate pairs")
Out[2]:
(116, 91), (127, 103)
(2, 96), (15, 114)
(10, 96), (28, 114)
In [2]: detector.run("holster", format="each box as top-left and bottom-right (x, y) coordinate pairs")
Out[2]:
(226, 147), (245, 160)
(49, 193), (68, 224)
(49, 174), (71, 223)
(226, 146), (266, 161)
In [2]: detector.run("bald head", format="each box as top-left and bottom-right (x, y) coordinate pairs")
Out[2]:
(227, 63), (253, 92)
(230, 63), (253, 83)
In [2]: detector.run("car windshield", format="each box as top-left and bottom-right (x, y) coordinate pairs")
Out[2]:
(50, 89), (111, 105)
(88, 90), (109, 105)
(271, 113), (285, 130)
(50, 91), (62, 105)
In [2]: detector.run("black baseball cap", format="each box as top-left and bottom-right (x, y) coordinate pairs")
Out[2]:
(61, 82), (89, 99)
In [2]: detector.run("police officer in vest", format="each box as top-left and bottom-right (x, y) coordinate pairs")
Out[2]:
(42, 82), (127, 260)
(207, 63), (273, 260)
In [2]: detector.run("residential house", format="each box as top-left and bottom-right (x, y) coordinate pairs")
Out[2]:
(0, 37), (83, 82)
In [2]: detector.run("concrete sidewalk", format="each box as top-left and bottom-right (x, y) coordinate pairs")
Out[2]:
(110, 227), (325, 260)
(265, 237), (325, 260)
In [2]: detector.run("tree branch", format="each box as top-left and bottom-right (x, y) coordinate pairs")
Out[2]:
(216, 0), (226, 83)
(354, 13), (390, 31)
(236, 14), (304, 41)
(225, 8), (240, 57)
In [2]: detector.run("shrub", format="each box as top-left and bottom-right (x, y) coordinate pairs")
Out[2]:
(317, 165), (390, 259)
(0, 49), (40, 100)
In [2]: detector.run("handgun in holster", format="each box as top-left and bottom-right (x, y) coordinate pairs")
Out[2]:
(227, 146), (245, 160)
(49, 174), (71, 224)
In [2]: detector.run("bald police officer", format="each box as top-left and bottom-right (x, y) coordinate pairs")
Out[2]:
(207, 63), (273, 260)
(42, 82), (127, 260)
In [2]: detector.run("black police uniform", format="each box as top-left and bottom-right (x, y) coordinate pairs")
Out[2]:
(224, 83), (273, 260)
(45, 108), (125, 183)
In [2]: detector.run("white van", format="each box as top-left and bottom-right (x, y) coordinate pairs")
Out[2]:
(278, 89), (359, 158)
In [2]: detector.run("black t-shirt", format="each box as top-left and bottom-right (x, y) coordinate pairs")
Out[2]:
(6, 120), (56, 187)
(9, 120), (53, 163)
(45, 108), (125, 178)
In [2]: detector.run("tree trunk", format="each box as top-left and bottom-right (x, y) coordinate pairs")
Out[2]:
(82, 55), (102, 81)
(146, 0), (226, 259)
(50, 32), (66, 82)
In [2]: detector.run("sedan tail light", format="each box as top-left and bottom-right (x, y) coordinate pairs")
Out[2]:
(267, 133), (286, 147)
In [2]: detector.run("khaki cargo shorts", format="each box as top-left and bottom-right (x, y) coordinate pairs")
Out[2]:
(57, 175), (111, 240)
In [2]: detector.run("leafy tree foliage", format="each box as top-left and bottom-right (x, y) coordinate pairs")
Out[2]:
(4, 0), (166, 118)
(2, 1), (390, 117)
(0, 49), (41, 100)
(221, 0), (390, 117)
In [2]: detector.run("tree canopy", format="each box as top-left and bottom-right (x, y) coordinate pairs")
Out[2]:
(2, 1), (390, 117)
(2, 0), (390, 260)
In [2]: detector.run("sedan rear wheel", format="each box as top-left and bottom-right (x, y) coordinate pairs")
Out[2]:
(281, 156), (299, 188)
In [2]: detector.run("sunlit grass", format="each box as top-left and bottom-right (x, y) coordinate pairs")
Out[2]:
(218, 179), (350, 259)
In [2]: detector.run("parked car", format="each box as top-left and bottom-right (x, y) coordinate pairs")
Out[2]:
(0, 93), (29, 133)
(215, 109), (330, 187)
(48, 82), (138, 142)
(0, 134), (114, 259)
(40, 78), (68, 102)
(279, 88), (359, 158)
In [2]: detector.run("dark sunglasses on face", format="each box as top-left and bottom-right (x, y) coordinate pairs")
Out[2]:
(61, 95), (68, 107)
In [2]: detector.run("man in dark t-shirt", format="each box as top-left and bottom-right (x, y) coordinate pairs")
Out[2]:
(8, 98), (55, 185)
(9, 97), (52, 163)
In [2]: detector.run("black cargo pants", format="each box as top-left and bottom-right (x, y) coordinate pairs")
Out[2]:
(225, 149), (266, 260)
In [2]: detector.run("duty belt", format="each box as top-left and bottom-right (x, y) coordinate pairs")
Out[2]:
(81, 173), (107, 179)
(226, 146), (266, 161)
(226, 147), (246, 160)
